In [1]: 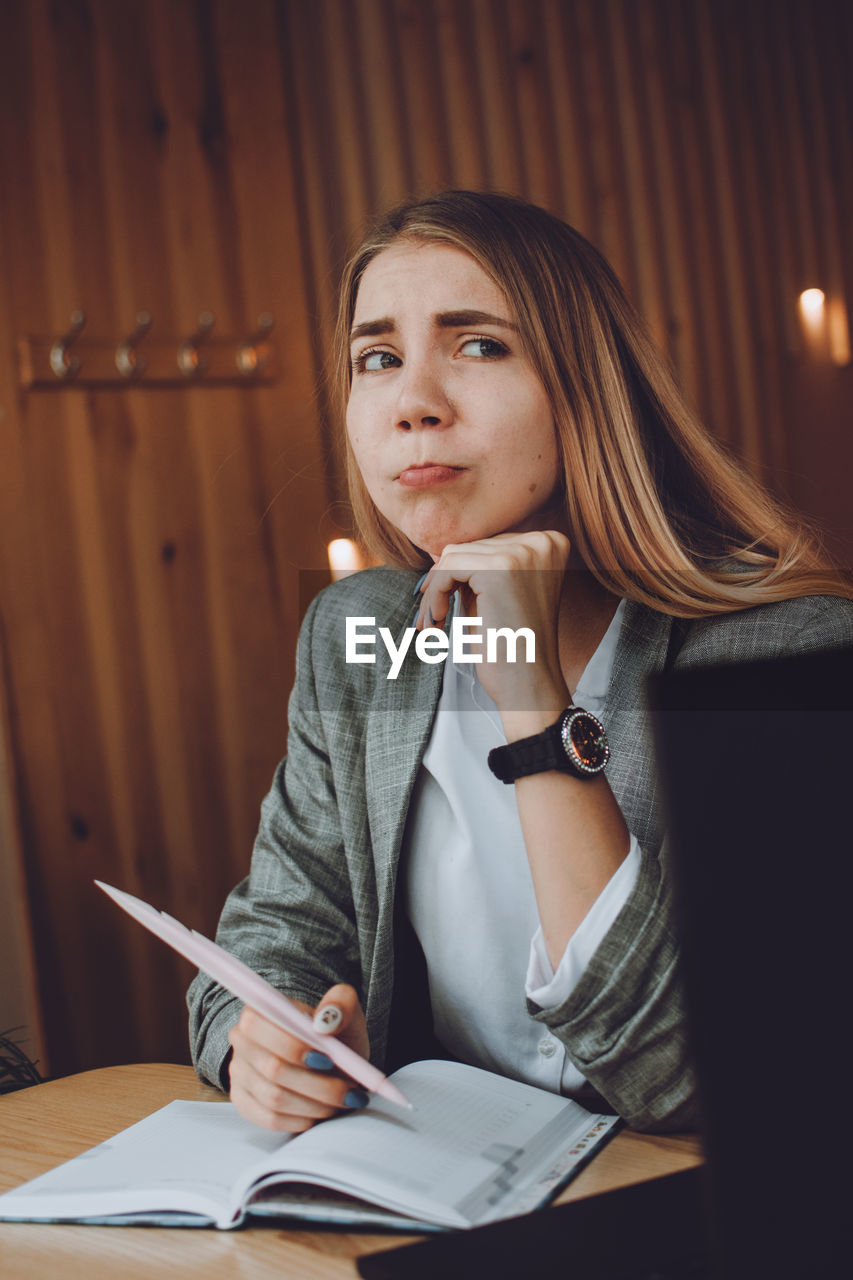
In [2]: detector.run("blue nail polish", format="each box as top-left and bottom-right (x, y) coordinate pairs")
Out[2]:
(345, 1087), (370, 1109)
(412, 571), (429, 596)
(304, 1051), (334, 1072)
(428, 608), (437, 626)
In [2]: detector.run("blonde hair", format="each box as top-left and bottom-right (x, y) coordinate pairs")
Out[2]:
(333, 190), (849, 616)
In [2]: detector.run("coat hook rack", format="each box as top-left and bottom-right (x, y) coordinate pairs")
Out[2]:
(17, 310), (279, 390)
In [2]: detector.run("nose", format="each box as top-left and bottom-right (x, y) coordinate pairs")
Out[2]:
(394, 357), (453, 431)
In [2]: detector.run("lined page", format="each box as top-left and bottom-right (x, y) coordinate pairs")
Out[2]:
(0, 1102), (288, 1226)
(241, 1059), (608, 1227)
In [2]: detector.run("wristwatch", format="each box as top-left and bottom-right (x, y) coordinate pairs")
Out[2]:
(487, 705), (610, 784)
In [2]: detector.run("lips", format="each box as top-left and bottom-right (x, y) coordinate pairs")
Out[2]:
(397, 463), (465, 488)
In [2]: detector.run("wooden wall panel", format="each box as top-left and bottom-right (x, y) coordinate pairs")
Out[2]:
(0, 0), (331, 1075)
(0, 626), (45, 1069)
(0, 0), (850, 1078)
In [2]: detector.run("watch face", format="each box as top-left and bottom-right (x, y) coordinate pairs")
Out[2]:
(561, 709), (610, 774)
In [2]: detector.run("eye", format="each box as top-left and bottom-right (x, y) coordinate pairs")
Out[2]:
(353, 348), (401, 373)
(458, 336), (508, 360)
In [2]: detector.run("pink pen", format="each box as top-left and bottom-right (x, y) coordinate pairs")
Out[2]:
(95, 881), (411, 1110)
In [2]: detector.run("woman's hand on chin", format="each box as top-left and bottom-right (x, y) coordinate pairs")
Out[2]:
(415, 529), (572, 725)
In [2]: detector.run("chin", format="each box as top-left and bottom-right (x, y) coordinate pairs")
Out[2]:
(402, 521), (483, 559)
(393, 503), (552, 558)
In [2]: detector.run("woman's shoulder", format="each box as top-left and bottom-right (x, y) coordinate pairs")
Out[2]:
(678, 593), (853, 666)
(301, 565), (422, 649)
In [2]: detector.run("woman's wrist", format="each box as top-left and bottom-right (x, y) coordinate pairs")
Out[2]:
(499, 690), (570, 744)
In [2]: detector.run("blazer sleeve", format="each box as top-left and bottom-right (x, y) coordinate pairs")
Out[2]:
(187, 592), (363, 1091)
(527, 593), (853, 1132)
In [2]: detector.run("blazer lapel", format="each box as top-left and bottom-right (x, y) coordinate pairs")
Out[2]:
(604, 600), (674, 855)
(364, 607), (444, 908)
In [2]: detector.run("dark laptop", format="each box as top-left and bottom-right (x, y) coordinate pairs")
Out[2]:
(648, 643), (853, 1279)
(357, 645), (853, 1280)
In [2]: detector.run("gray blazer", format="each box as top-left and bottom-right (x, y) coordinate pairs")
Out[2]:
(187, 568), (853, 1131)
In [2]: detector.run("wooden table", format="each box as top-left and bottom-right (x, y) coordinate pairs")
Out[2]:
(0, 1064), (703, 1279)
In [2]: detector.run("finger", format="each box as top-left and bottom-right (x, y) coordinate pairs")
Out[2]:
(312, 983), (362, 1044)
(233, 1051), (366, 1116)
(229, 1090), (318, 1134)
(314, 982), (360, 1025)
(230, 1005), (317, 1068)
(313, 1004), (343, 1035)
(229, 1072), (342, 1134)
(232, 1090), (368, 1134)
(416, 556), (511, 629)
(231, 1058), (339, 1123)
(314, 983), (371, 1060)
(438, 531), (571, 573)
(416, 563), (480, 629)
(228, 1039), (370, 1132)
(456, 530), (572, 560)
(418, 531), (573, 629)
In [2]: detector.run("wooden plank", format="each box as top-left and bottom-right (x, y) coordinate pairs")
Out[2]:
(354, 0), (413, 207)
(744, 0), (802, 371)
(505, 0), (562, 211)
(13, 0), (151, 1075)
(317, 0), (374, 231)
(567, 0), (636, 296)
(632, 0), (704, 411)
(208, 0), (333, 857)
(716, 2), (790, 484)
(657, 1), (737, 447)
(470, 0), (525, 194)
(604, 0), (669, 350)
(390, 0), (454, 193)
(83, 0), (217, 1067)
(0, 624), (46, 1071)
(431, 0), (490, 188)
(541, 0), (598, 237)
(0, 2), (67, 1081)
(792, 0), (850, 359)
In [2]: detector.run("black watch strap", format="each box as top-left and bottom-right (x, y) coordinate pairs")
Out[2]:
(487, 706), (610, 784)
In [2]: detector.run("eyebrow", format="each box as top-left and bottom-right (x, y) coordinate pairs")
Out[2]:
(349, 310), (517, 345)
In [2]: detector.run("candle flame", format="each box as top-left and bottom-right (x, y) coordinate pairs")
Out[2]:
(798, 288), (825, 322)
(327, 538), (364, 580)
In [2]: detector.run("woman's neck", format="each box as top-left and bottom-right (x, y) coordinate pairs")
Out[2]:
(557, 570), (620, 696)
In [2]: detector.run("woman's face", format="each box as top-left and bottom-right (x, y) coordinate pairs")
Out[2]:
(346, 240), (564, 559)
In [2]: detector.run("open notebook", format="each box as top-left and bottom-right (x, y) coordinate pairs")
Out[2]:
(0, 1058), (619, 1232)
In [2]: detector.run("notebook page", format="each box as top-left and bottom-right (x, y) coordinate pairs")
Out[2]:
(0, 1101), (288, 1226)
(241, 1059), (602, 1227)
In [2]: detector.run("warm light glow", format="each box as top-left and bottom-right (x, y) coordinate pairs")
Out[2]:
(827, 298), (852, 367)
(798, 288), (828, 359)
(799, 288), (826, 322)
(327, 538), (364, 580)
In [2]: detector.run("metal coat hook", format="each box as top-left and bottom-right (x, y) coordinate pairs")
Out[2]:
(115, 311), (152, 378)
(49, 310), (87, 380)
(177, 311), (215, 377)
(236, 313), (274, 376)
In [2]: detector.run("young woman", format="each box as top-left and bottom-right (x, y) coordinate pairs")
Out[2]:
(188, 191), (852, 1133)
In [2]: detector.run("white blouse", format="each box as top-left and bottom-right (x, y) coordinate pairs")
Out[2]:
(403, 599), (641, 1097)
